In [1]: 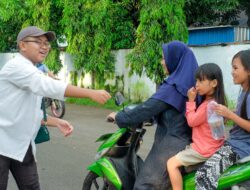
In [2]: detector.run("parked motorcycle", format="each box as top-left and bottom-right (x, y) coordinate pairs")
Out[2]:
(44, 97), (65, 118)
(82, 93), (250, 190)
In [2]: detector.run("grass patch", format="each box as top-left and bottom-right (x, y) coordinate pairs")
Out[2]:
(65, 97), (127, 111)
(225, 99), (236, 127)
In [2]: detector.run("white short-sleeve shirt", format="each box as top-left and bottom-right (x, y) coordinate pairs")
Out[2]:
(0, 53), (67, 161)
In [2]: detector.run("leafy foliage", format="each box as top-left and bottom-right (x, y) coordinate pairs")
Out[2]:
(0, 0), (62, 71)
(45, 49), (62, 74)
(130, 80), (150, 103)
(127, 0), (188, 84)
(185, 0), (240, 26)
(110, 1), (138, 49)
(239, 0), (250, 26)
(0, 0), (137, 88)
(0, 0), (24, 52)
(60, 0), (116, 88)
(0, 0), (247, 90)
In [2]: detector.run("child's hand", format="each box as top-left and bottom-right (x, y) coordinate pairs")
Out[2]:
(214, 104), (233, 119)
(187, 87), (197, 102)
(56, 119), (74, 137)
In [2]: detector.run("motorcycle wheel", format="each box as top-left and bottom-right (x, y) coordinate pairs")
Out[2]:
(51, 99), (65, 118)
(82, 171), (117, 190)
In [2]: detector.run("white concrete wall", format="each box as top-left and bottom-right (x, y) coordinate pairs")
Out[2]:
(113, 49), (156, 100)
(59, 50), (156, 101)
(58, 52), (75, 83)
(191, 44), (250, 101)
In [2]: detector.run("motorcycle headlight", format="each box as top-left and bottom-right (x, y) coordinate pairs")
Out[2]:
(95, 148), (109, 160)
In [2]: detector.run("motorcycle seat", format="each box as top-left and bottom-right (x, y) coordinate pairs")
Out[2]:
(184, 156), (250, 172)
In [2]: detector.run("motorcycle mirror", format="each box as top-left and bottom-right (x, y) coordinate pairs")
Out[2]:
(115, 92), (125, 106)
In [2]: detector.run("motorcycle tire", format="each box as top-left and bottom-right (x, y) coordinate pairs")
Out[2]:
(82, 171), (117, 190)
(51, 99), (65, 118)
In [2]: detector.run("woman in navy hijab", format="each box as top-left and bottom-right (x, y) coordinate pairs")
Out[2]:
(107, 40), (199, 190)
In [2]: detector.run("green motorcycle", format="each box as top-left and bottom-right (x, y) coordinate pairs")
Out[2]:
(82, 94), (250, 190)
(82, 123), (250, 190)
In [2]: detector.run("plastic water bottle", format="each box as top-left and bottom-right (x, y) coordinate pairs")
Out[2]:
(207, 101), (225, 140)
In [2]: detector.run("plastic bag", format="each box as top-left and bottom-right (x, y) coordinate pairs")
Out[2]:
(207, 101), (225, 140)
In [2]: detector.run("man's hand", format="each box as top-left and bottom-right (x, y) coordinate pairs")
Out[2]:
(90, 90), (111, 104)
(65, 86), (111, 104)
(46, 116), (74, 136)
(56, 119), (74, 137)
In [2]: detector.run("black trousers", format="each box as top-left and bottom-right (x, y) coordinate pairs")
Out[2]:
(0, 145), (40, 190)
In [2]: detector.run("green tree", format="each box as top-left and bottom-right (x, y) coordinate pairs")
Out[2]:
(0, 0), (137, 86)
(239, 0), (250, 26)
(23, 0), (62, 73)
(127, 0), (188, 84)
(0, 0), (62, 72)
(61, 0), (117, 88)
(110, 0), (139, 49)
(185, 0), (240, 26)
(0, 0), (24, 52)
(1, 0), (244, 89)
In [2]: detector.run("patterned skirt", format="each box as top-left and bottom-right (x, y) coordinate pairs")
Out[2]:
(195, 143), (239, 190)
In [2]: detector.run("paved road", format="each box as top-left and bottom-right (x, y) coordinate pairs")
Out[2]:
(9, 103), (156, 190)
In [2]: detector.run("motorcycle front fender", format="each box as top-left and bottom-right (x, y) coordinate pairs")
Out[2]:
(87, 162), (103, 177)
(87, 158), (122, 190)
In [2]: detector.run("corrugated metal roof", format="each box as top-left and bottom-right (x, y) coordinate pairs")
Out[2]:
(234, 27), (250, 42)
(188, 25), (232, 31)
(188, 26), (250, 46)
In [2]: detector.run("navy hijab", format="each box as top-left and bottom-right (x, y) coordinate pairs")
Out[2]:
(151, 41), (198, 112)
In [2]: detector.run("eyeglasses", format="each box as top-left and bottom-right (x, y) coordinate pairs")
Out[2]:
(23, 40), (51, 48)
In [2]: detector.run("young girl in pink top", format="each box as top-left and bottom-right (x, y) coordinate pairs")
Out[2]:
(167, 63), (227, 190)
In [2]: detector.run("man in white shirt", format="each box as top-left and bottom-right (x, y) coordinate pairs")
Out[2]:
(0, 26), (111, 190)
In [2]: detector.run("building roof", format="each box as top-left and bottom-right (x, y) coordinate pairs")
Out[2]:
(188, 25), (250, 46)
